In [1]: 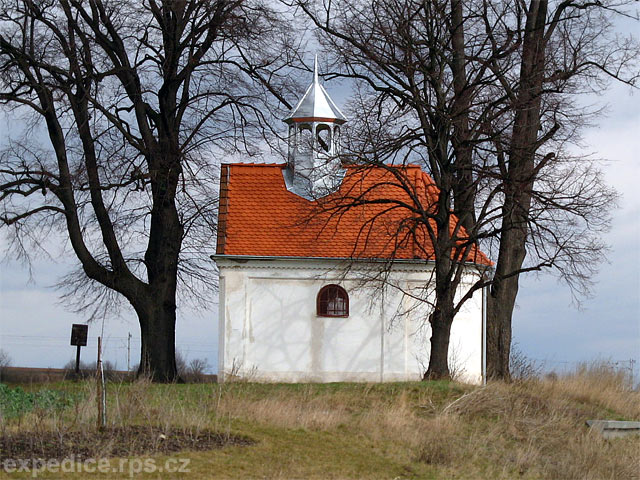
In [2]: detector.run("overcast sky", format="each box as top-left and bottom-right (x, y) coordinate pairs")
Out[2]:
(1, 34), (638, 379)
(513, 82), (640, 374)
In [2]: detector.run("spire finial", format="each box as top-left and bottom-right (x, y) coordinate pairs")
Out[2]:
(282, 53), (347, 125)
(314, 54), (319, 84)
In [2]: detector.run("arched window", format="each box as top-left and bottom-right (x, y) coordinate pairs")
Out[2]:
(298, 124), (313, 153)
(317, 285), (349, 317)
(316, 124), (332, 153)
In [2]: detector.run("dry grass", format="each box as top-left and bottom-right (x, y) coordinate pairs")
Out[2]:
(215, 384), (353, 430)
(1, 364), (639, 479)
(540, 363), (640, 419)
(428, 378), (640, 479)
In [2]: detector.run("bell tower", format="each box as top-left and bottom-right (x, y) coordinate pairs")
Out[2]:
(283, 56), (347, 198)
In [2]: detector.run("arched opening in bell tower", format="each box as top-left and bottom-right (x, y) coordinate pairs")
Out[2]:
(316, 124), (332, 153)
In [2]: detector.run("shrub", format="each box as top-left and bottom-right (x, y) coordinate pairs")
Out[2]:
(0, 383), (75, 419)
(0, 350), (10, 382)
(0, 350), (10, 368)
(63, 359), (118, 380)
(509, 343), (542, 381)
(176, 351), (212, 383)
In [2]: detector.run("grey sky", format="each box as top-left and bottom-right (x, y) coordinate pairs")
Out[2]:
(514, 81), (640, 372)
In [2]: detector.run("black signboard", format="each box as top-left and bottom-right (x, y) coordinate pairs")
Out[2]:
(70, 324), (88, 346)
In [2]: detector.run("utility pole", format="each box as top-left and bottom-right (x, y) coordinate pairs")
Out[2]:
(96, 336), (106, 431)
(127, 332), (132, 372)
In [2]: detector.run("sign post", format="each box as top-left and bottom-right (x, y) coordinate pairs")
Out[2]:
(75, 345), (81, 373)
(70, 324), (88, 374)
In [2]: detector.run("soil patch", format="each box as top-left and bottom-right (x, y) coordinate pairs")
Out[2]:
(1, 426), (254, 470)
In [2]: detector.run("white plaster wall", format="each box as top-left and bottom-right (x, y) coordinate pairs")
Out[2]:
(216, 258), (484, 384)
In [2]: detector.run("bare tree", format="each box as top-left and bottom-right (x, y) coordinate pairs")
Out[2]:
(296, 0), (500, 379)
(478, 0), (638, 379)
(0, 349), (10, 368)
(295, 0), (636, 379)
(0, 349), (10, 382)
(0, 0), (300, 381)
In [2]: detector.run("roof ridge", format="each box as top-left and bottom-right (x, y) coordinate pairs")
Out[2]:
(221, 162), (286, 168)
(342, 163), (424, 170)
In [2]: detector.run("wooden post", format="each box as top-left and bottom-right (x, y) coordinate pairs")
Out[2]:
(75, 345), (81, 374)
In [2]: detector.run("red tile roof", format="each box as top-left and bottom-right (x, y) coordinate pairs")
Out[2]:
(216, 163), (491, 265)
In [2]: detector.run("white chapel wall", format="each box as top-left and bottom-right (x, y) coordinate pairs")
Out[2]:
(217, 259), (484, 384)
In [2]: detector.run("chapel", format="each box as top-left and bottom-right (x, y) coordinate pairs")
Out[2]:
(213, 59), (490, 383)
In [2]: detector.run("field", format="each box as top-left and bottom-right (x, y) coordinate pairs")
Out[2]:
(1, 365), (639, 479)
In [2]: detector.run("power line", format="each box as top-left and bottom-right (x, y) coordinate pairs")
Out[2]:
(1, 334), (215, 346)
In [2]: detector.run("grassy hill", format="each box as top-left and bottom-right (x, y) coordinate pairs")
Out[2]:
(1, 365), (639, 479)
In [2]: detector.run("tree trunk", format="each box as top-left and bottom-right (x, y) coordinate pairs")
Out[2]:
(424, 182), (456, 381)
(137, 299), (179, 382)
(137, 144), (183, 382)
(486, 290), (514, 380)
(424, 307), (454, 380)
(449, 0), (476, 233)
(485, 218), (528, 380)
(485, 0), (548, 380)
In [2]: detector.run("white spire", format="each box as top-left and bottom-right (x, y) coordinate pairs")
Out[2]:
(283, 55), (347, 199)
(283, 57), (347, 124)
